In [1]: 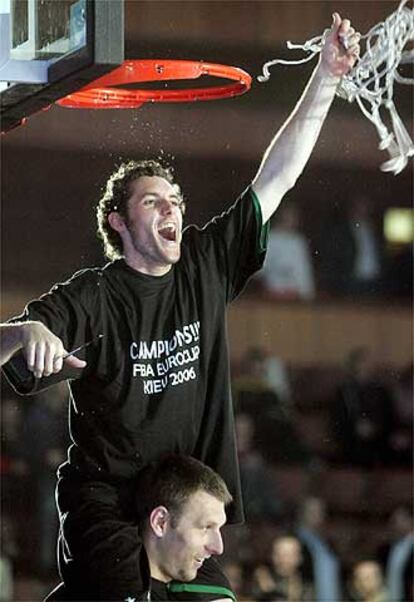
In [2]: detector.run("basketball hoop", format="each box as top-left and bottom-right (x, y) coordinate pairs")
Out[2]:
(57, 59), (252, 109)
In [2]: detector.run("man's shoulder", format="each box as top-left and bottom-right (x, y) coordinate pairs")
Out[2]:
(71, 265), (105, 280)
(181, 186), (255, 243)
(54, 265), (103, 288)
(47, 265), (108, 302)
(180, 222), (208, 258)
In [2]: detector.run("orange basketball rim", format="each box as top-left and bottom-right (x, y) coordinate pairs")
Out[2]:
(57, 59), (252, 109)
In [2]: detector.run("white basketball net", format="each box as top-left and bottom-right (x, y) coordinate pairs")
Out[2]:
(258, 0), (414, 175)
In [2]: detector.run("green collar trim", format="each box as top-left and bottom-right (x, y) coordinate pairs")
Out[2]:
(167, 582), (236, 601)
(250, 188), (269, 254)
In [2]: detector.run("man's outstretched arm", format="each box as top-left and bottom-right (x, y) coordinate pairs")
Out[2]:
(0, 322), (85, 376)
(252, 13), (360, 224)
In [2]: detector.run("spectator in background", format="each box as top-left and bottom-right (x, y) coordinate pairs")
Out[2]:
(19, 384), (69, 575)
(330, 347), (393, 466)
(234, 346), (293, 418)
(0, 395), (29, 575)
(383, 507), (414, 602)
(295, 496), (341, 602)
(235, 413), (282, 524)
(252, 535), (315, 602)
(388, 364), (413, 466)
(259, 203), (315, 301)
(319, 194), (384, 297)
(348, 560), (389, 602)
(384, 229), (413, 300)
(0, 515), (17, 602)
(233, 347), (311, 465)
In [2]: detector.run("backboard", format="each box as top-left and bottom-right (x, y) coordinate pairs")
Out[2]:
(0, 0), (124, 133)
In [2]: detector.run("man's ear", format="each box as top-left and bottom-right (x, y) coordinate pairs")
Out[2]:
(149, 506), (170, 538)
(108, 211), (126, 233)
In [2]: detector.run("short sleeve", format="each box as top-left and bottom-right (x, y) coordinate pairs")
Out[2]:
(2, 269), (101, 394)
(183, 187), (269, 302)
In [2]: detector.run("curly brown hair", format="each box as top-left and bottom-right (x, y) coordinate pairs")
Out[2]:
(96, 159), (185, 260)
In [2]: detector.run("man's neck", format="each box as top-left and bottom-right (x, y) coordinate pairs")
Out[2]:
(124, 254), (172, 277)
(145, 539), (171, 583)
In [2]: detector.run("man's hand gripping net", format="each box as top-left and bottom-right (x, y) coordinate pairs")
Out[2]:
(258, 1), (414, 175)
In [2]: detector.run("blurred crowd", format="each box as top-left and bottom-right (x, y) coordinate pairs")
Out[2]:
(224, 520), (413, 602)
(1, 382), (69, 600)
(221, 346), (413, 602)
(1, 341), (412, 601)
(255, 194), (412, 303)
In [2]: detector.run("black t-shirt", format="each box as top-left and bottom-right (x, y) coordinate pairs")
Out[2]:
(4, 187), (268, 524)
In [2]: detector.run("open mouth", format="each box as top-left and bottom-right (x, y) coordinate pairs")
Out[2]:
(158, 223), (177, 242)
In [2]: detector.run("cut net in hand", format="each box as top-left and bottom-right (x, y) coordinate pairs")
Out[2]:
(258, 0), (414, 175)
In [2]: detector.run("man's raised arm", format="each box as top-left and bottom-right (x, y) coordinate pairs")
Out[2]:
(252, 13), (360, 224)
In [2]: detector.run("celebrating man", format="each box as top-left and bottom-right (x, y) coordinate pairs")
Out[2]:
(1, 14), (359, 601)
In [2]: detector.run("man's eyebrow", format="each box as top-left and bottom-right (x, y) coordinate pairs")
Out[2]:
(199, 517), (226, 528)
(141, 192), (182, 199)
